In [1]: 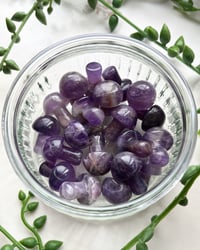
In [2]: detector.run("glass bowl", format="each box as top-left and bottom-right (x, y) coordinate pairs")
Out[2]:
(2, 34), (197, 220)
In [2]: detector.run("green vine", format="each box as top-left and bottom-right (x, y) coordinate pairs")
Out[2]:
(0, 0), (61, 74)
(89, 0), (200, 76)
(0, 191), (63, 250)
(171, 0), (200, 12)
(121, 165), (200, 250)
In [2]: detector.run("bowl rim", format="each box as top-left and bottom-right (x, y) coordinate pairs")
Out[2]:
(2, 33), (198, 219)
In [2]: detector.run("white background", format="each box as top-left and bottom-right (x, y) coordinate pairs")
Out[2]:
(0, 1), (200, 249)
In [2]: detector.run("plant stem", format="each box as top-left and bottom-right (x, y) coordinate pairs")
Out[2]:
(0, 225), (25, 250)
(21, 193), (44, 250)
(121, 167), (200, 250)
(98, 0), (200, 75)
(0, 3), (37, 71)
(98, 0), (145, 36)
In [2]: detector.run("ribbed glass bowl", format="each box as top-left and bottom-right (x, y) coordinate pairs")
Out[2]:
(2, 34), (197, 220)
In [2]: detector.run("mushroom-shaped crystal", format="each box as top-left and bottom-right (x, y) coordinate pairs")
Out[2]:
(43, 92), (72, 127)
(59, 174), (101, 205)
(86, 61), (102, 86)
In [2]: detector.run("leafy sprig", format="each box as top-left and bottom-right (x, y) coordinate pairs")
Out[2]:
(0, 190), (63, 250)
(89, 0), (200, 75)
(0, 0), (61, 74)
(121, 165), (200, 250)
(171, 0), (200, 12)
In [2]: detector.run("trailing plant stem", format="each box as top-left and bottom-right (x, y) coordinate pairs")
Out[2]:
(121, 168), (200, 250)
(98, 0), (145, 36)
(98, 0), (200, 75)
(154, 40), (200, 75)
(0, 225), (25, 250)
(21, 193), (44, 250)
(0, 3), (36, 71)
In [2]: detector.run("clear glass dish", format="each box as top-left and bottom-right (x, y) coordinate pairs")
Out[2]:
(2, 34), (197, 220)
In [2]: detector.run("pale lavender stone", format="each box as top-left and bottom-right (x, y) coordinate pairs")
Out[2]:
(59, 174), (101, 205)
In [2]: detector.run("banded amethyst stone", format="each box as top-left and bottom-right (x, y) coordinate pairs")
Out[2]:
(111, 152), (143, 183)
(49, 161), (76, 191)
(64, 120), (89, 148)
(102, 177), (132, 204)
(127, 81), (156, 110)
(92, 80), (123, 108)
(143, 127), (173, 150)
(104, 105), (137, 142)
(83, 134), (113, 176)
(59, 71), (89, 100)
(102, 65), (122, 84)
(32, 115), (60, 136)
(82, 107), (105, 126)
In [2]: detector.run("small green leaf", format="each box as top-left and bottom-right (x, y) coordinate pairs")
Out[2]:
(2, 65), (11, 74)
(35, 8), (47, 25)
(181, 165), (200, 185)
(33, 215), (47, 229)
(136, 242), (148, 250)
(54, 0), (61, 4)
(179, 196), (188, 206)
(0, 244), (14, 250)
(44, 240), (63, 250)
(27, 201), (39, 212)
(197, 108), (200, 114)
(28, 191), (34, 197)
(20, 237), (37, 248)
(47, 6), (53, 14)
(141, 227), (154, 242)
(5, 59), (19, 71)
(160, 23), (171, 46)
(18, 190), (26, 201)
(109, 14), (118, 32)
(167, 45), (180, 57)
(144, 26), (158, 41)
(88, 0), (97, 9)
(130, 32), (145, 41)
(198, 130), (200, 136)
(174, 0), (194, 10)
(6, 18), (16, 33)
(0, 47), (7, 56)
(182, 45), (195, 64)
(11, 12), (27, 21)
(43, 0), (49, 6)
(175, 36), (185, 53)
(112, 0), (124, 8)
